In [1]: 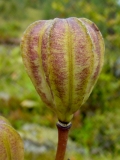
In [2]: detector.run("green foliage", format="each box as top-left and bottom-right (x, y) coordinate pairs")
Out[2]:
(87, 58), (120, 110)
(70, 107), (120, 156)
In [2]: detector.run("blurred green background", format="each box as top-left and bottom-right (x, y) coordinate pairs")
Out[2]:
(0, 0), (120, 159)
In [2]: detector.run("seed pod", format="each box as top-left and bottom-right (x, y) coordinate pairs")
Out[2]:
(0, 116), (24, 160)
(21, 17), (105, 123)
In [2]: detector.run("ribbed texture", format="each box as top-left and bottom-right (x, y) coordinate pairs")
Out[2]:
(21, 17), (105, 123)
(0, 116), (24, 160)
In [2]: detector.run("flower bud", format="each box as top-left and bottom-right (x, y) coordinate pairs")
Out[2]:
(21, 17), (105, 123)
(0, 116), (24, 160)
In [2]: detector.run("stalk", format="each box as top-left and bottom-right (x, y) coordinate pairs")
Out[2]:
(55, 121), (72, 160)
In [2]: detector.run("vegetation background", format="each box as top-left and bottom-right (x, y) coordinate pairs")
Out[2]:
(0, 0), (120, 159)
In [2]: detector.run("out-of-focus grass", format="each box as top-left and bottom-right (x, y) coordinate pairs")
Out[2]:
(24, 150), (120, 160)
(0, 5), (43, 43)
(0, 45), (36, 98)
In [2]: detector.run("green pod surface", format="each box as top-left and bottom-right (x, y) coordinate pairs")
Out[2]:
(21, 17), (105, 123)
(0, 116), (24, 160)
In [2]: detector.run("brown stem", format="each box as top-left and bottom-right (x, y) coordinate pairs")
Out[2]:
(55, 121), (72, 160)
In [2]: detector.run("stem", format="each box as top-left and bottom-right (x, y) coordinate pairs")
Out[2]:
(55, 121), (72, 160)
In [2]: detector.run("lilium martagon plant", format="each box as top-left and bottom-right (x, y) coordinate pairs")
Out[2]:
(21, 17), (105, 160)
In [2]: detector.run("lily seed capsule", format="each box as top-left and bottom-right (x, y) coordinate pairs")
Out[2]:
(21, 17), (105, 123)
(0, 116), (24, 160)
